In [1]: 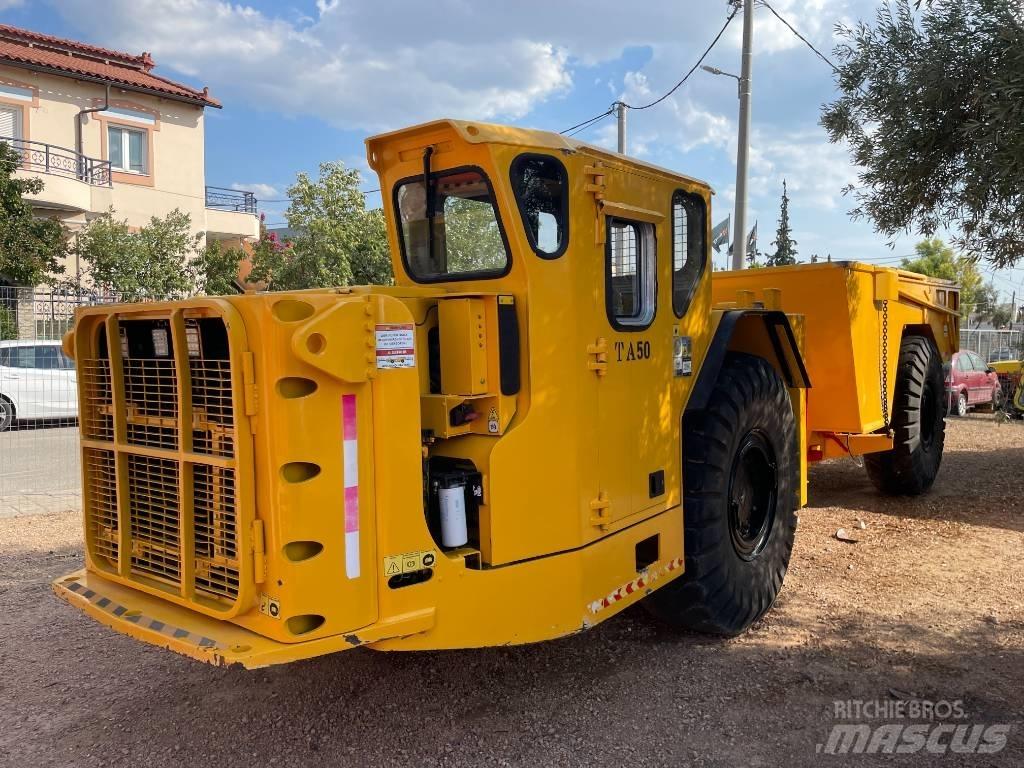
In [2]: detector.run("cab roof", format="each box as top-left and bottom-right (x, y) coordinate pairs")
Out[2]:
(366, 118), (712, 194)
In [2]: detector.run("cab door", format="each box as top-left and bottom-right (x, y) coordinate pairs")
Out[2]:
(593, 190), (708, 531)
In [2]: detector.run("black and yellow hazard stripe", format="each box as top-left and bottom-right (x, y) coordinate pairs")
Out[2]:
(64, 580), (220, 649)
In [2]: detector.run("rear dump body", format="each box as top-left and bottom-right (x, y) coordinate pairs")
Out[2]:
(712, 262), (959, 460)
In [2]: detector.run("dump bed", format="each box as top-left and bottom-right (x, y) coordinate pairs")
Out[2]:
(712, 261), (959, 440)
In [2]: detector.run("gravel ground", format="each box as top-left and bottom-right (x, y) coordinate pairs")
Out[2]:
(1, 414), (1022, 767)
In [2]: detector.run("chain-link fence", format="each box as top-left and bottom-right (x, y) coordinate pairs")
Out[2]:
(0, 286), (151, 518)
(960, 328), (1024, 363)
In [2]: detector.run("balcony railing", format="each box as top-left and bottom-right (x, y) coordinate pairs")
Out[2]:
(0, 136), (112, 186)
(205, 186), (257, 214)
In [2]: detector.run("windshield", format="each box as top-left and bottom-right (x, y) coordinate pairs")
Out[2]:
(396, 168), (509, 281)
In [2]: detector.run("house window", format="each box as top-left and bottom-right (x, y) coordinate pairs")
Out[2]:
(671, 191), (707, 317)
(0, 104), (22, 142)
(606, 218), (656, 329)
(108, 125), (148, 174)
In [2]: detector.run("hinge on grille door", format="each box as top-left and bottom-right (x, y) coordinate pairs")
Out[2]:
(242, 351), (258, 421)
(590, 491), (611, 530)
(583, 164), (607, 245)
(587, 337), (608, 376)
(251, 519), (266, 584)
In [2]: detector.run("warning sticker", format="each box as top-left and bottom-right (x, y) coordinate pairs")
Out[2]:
(259, 593), (281, 620)
(383, 549), (437, 576)
(375, 323), (415, 369)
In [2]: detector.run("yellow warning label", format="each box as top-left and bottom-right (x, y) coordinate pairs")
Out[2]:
(259, 593), (281, 619)
(383, 550), (437, 576)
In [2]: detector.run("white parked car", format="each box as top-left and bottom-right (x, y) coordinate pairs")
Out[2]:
(0, 340), (78, 431)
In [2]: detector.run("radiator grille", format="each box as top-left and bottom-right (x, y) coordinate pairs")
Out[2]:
(81, 314), (243, 609)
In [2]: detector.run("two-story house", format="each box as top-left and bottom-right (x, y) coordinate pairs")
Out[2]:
(0, 23), (258, 287)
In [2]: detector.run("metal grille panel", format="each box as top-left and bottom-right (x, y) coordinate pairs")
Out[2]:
(128, 454), (181, 585)
(124, 358), (178, 449)
(194, 465), (240, 600)
(85, 448), (118, 566)
(81, 358), (114, 441)
(191, 359), (234, 457)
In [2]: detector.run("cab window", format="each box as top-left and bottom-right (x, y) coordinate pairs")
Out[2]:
(606, 218), (656, 329)
(510, 154), (568, 258)
(671, 191), (707, 317)
(395, 167), (509, 282)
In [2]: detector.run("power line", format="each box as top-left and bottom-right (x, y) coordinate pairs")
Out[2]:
(258, 188), (380, 204)
(559, 5), (739, 136)
(560, 108), (615, 136)
(621, 6), (740, 110)
(758, 0), (839, 73)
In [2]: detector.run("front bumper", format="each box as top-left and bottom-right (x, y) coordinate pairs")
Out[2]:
(53, 570), (433, 669)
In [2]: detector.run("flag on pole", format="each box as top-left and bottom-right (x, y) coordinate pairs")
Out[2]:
(746, 221), (758, 254)
(711, 215), (730, 253)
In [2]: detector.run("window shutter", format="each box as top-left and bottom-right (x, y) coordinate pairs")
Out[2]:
(0, 106), (20, 141)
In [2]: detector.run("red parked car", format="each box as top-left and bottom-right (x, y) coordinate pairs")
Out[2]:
(944, 350), (1002, 416)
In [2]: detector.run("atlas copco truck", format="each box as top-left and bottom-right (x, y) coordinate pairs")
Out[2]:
(54, 120), (959, 667)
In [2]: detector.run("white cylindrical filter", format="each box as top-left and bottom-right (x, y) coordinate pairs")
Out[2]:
(438, 483), (468, 548)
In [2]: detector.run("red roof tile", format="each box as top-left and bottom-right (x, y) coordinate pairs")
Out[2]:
(0, 24), (220, 108)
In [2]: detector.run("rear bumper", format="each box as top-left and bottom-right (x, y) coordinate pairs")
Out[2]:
(53, 569), (394, 669)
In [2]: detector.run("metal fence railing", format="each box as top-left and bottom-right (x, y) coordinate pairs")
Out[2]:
(0, 286), (164, 519)
(960, 328), (1023, 363)
(205, 185), (257, 214)
(1, 136), (112, 186)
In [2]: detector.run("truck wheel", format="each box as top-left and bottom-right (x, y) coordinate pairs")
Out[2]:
(0, 396), (13, 432)
(864, 335), (945, 495)
(645, 353), (798, 636)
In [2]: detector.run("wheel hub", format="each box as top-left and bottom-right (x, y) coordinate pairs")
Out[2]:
(728, 430), (778, 561)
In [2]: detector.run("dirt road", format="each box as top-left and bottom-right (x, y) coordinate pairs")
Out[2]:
(2, 415), (1022, 767)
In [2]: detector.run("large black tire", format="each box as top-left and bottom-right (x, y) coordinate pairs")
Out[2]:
(645, 353), (798, 636)
(864, 335), (945, 495)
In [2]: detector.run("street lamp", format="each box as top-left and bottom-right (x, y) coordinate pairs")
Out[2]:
(701, 65), (741, 97)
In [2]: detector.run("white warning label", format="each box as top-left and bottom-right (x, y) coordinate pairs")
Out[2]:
(375, 323), (415, 369)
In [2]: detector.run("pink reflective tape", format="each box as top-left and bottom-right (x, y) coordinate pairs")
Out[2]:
(342, 394), (357, 440)
(344, 486), (359, 533)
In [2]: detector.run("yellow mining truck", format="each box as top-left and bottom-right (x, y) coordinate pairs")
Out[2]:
(54, 120), (959, 668)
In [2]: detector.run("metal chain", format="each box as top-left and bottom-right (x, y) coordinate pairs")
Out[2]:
(880, 300), (890, 430)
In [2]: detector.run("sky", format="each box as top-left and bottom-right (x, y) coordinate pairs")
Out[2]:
(2, 0), (1022, 298)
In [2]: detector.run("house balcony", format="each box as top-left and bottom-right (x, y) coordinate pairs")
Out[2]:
(204, 185), (259, 241)
(4, 136), (113, 214)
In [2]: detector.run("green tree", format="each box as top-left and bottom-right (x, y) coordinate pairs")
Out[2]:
(0, 304), (15, 340)
(822, 0), (1024, 268)
(767, 180), (798, 266)
(250, 162), (392, 290)
(442, 196), (505, 272)
(195, 240), (243, 296)
(74, 209), (200, 301)
(899, 237), (983, 321)
(0, 143), (67, 285)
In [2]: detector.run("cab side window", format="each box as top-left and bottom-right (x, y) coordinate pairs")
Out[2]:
(671, 191), (707, 317)
(510, 154), (568, 258)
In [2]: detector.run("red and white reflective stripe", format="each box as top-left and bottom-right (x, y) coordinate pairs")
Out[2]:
(342, 394), (360, 579)
(587, 558), (684, 615)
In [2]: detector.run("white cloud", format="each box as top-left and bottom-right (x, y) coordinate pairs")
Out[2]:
(51, 0), (573, 131)
(0, 0), (24, 9)
(232, 182), (278, 199)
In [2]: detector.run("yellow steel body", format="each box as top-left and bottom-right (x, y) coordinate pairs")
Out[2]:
(53, 120), (951, 668)
(712, 262), (959, 460)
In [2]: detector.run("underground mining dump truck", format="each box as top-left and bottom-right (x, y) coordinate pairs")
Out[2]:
(54, 120), (959, 668)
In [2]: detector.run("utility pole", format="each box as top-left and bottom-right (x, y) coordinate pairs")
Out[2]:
(616, 101), (627, 154)
(731, 0), (754, 270)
